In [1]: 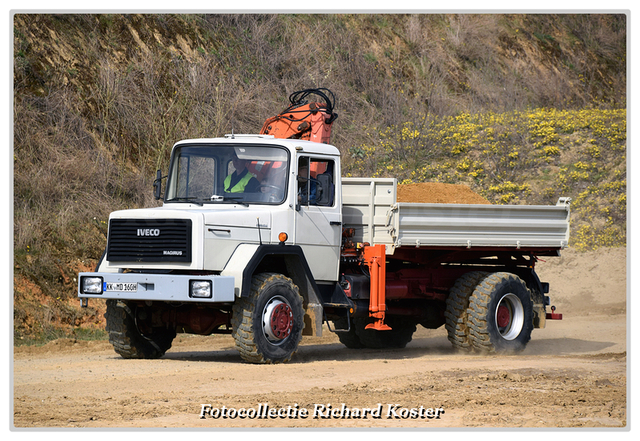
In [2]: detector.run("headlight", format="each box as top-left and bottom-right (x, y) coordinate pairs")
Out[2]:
(81, 276), (103, 294)
(190, 280), (212, 298)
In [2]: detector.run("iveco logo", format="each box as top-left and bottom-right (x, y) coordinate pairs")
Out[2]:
(137, 228), (160, 237)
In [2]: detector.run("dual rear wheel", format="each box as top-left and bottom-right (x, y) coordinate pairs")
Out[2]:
(445, 272), (534, 353)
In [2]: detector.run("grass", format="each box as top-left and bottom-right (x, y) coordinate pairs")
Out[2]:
(14, 327), (108, 347)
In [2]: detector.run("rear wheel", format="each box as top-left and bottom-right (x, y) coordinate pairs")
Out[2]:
(232, 273), (304, 364)
(444, 271), (489, 351)
(333, 317), (365, 349)
(104, 299), (176, 359)
(467, 272), (534, 353)
(354, 316), (417, 349)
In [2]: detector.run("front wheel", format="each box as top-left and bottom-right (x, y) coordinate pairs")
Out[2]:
(232, 273), (304, 364)
(104, 299), (176, 359)
(466, 272), (534, 353)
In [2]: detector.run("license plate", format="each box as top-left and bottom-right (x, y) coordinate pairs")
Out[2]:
(105, 282), (138, 292)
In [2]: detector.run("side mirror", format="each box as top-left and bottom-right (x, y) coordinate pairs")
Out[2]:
(153, 169), (164, 200)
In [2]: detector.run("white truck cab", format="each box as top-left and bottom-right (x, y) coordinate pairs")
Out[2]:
(83, 135), (342, 292)
(78, 135), (346, 362)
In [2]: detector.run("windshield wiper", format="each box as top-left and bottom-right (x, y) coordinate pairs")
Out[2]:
(165, 197), (203, 206)
(209, 195), (249, 207)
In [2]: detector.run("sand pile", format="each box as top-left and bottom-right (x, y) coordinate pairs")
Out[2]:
(397, 182), (490, 204)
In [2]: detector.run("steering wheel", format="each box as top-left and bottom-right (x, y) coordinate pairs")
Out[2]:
(256, 184), (283, 202)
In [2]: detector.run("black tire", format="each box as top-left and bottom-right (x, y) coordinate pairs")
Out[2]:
(354, 316), (417, 349)
(333, 318), (365, 349)
(444, 271), (489, 351)
(104, 299), (176, 359)
(232, 273), (304, 364)
(467, 272), (534, 353)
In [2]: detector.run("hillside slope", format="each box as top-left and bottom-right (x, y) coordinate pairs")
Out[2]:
(12, 13), (627, 342)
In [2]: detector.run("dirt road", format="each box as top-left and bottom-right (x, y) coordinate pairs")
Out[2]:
(13, 247), (628, 429)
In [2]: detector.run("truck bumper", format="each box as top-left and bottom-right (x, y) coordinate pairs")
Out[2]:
(77, 272), (235, 303)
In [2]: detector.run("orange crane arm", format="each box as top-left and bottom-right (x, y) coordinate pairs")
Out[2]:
(260, 88), (338, 144)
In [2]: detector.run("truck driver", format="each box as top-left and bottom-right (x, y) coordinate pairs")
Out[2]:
(225, 152), (261, 193)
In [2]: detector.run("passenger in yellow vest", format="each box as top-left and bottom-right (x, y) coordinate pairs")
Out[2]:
(225, 153), (260, 193)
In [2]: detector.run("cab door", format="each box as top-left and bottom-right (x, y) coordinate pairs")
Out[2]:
(294, 156), (342, 282)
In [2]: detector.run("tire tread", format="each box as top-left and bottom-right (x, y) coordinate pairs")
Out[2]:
(105, 299), (174, 359)
(467, 272), (533, 353)
(231, 273), (303, 364)
(444, 271), (489, 350)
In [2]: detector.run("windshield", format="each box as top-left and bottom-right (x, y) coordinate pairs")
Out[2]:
(165, 144), (290, 205)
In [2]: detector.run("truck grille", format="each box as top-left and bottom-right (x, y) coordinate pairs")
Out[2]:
(106, 219), (192, 263)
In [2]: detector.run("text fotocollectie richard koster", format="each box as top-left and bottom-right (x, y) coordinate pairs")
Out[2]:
(199, 403), (445, 420)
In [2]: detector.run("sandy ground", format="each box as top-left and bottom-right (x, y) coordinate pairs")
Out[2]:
(12, 247), (628, 429)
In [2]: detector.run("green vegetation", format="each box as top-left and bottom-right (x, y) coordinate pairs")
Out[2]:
(346, 108), (626, 251)
(13, 13), (626, 342)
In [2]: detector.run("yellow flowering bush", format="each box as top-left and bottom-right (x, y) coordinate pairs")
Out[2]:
(342, 107), (626, 250)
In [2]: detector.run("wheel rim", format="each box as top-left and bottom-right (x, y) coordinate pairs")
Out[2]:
(262, 296), (293, 344)
(495, 293), (524, 340)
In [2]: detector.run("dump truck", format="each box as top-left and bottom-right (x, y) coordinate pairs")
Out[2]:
(78, 89), (569, 363)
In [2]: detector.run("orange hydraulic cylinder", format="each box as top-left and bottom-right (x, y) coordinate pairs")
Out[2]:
(363, 244), (392, 331)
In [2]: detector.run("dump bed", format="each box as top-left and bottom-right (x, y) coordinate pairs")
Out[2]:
(341, 178), (570, 254)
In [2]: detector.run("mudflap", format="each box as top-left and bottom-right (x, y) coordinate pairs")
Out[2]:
(303, 302), (324, 336)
